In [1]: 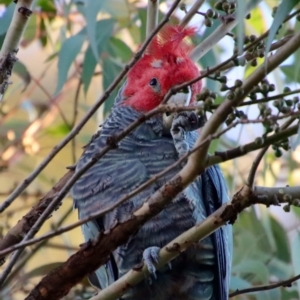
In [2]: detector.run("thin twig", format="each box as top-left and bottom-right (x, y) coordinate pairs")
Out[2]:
(229, 274), (300, 297)
(179, 0), (205, 27)
(247, 117), (296, 187)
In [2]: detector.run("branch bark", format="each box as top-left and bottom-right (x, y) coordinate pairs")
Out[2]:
(0, 0), (35, 100)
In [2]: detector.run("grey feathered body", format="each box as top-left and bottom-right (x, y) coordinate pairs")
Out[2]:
(72, 89), (232, 300)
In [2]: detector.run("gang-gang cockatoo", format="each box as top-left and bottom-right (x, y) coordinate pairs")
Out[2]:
(72, 25), (232, 300)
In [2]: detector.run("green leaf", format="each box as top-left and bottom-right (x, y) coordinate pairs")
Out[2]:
(291, 123), (300, 150)
(102, 56), (122, 116)
(45, 123), (70, 137)
(26, 262), (63, 278)
(13, 61), (31, 91)
(22, 13), (37, 46)
(101, 0), (130, 19)
(55, 31), (85, 94)
(0, 2), (14, 36)
(255, 287), (281, 300)
(81, 18), (115, 94)
(270, 214), (290, 263)
(109, 37), (133, 62)
(281, 65), (300, 83)
(138, 8), (147, 42)
(45, 124), (71, 137)
(83, 0), (103, 61)
(232, 259), (270, 284)
(291, 232), (300, 296)
(265, 0), (299, 59)
(236, 0), (246, 55)
(37, 0), (57, 14)
(230, 276), (252, 291)
(268, 258), (293, 280)
(81, 46), (96, 95)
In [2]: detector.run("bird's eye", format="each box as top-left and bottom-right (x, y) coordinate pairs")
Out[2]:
(149, 78), (158, 87)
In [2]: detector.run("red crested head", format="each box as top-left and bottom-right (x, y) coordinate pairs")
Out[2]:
(123, 26), (202, 111)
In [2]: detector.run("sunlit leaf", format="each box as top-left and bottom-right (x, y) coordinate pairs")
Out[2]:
(245, 6), (267, 35)
(45, 124), (71, 137)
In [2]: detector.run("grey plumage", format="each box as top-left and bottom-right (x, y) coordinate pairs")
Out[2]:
(72, 85), (232, 300)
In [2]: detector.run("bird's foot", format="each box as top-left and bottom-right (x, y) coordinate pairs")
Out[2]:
(142, 246), (161, 281)
(171, 111), (205, 139)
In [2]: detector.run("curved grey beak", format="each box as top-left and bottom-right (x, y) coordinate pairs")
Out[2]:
(163, 86), (192, 130)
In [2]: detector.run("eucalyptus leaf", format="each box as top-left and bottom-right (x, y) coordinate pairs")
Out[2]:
(13, 60), (31, 91)
(265, 0), (299, 61)
(232, 259), (269, 284)
(82, 0), (103, 61)
(0, 2), (14, 36)
(236, 0), (246, 55)
(291, 232), (300, 297)
(102, 56), (122, 116)
(55, 31), (85, 94)
(81, 19), (115, 94)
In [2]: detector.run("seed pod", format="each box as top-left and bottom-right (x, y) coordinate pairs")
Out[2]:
(204, 18), (213, 27)
(206, 8), (214, 18)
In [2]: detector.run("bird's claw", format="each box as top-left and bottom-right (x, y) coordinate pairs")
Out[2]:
(142, 246), (161, 280)
(171, 112), (205, 137)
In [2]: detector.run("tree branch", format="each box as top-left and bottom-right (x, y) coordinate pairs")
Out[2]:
(0, 0), (35, 100)
(146, 0), (160, 37)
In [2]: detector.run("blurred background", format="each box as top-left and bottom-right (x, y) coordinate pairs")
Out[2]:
(0, 0), (300, 299)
